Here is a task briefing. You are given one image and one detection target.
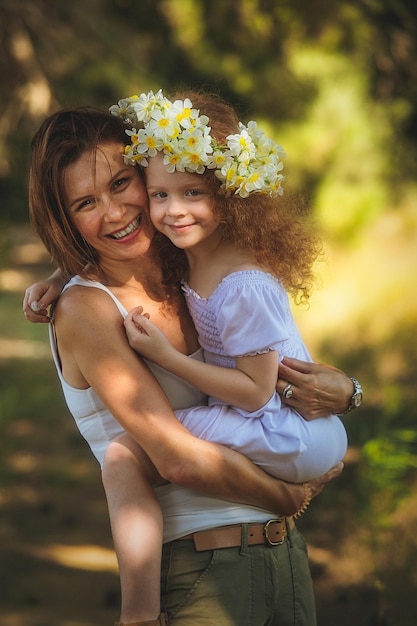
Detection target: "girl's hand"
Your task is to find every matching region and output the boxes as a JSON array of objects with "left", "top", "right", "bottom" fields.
[
  {"left": 124, "top": 306, "right": 176, "bottom": 364},
  {"left": 23, "top": 281, "right": 57, "bottom": 323},
  {"left": 23, "top": 270, "right": 66, "bottom": 323}
]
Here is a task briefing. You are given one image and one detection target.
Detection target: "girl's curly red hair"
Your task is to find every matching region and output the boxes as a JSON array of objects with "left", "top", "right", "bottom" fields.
[{"left": 170, "top": 90, "right": 322, "bottom": 304}]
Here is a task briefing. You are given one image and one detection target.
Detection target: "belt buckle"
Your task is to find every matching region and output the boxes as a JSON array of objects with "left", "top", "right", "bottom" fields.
[{"left": 264, "top": 518, "right": 285, "bottom": 546}]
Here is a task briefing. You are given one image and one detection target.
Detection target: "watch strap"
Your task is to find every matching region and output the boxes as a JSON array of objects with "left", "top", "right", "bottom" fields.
[{"left": 340, "top": 376, "right": 363, "bottom": 414}]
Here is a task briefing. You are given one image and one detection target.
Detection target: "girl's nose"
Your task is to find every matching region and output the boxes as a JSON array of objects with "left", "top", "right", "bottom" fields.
[{"left": 166, "top": 197, "right": 185, "bottom": 217}]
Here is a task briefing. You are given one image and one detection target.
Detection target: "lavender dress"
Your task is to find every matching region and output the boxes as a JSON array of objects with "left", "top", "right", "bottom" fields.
[{"left": 175, "top": 270, "right": 347, "bottom": 482}]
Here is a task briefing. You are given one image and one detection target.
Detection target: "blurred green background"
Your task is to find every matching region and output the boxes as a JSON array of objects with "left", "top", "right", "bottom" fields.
[{"left": 1, "top": 1, "right": 416, "bottom": 624}]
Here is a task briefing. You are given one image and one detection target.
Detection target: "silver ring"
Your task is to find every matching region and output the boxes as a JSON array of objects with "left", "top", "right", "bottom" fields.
[{"left": 282, "top": 383, "right": 293, "bottom": 399}]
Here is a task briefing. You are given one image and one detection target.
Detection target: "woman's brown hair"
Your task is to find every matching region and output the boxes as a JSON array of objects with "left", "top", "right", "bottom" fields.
[
  {"left": 29, "top": 108, "right": 135, "bottom": 278},
  {"left": 29, "top": 107, "right": 188, "bottom": 296}
]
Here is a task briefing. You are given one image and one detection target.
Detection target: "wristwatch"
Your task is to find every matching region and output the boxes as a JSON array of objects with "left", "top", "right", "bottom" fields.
[{"left": 341, "top": 376, "right": 363, "bottom": 414}]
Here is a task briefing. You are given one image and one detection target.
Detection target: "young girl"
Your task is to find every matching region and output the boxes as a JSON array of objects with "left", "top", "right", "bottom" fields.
[
  {"left": 114, "top": 89, "right": 347, "bottom": 481},
  {"left": 105, "top": 89, "right": 348, "bottom": 623}
]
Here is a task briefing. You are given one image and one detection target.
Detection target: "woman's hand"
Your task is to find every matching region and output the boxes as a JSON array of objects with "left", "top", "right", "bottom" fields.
[
  {"left": 23, "top": 270, "right": 66, "bottom": 323},
  {"left": 306, "top": 461, "right": 344, "bottom": 501},
  {"left": 276, "top": 357, "right": 354, "bottom": 420},
  {"left": 275, "top": 462, "right": 344, "bottom": 517}
]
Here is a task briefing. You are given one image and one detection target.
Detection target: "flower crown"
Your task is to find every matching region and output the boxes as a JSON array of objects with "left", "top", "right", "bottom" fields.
[{"left": 109, "top": 89, "right": 285, "bottom": 198}]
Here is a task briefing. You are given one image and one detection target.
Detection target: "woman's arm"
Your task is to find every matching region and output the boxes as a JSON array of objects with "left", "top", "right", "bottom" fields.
[
  {"left": 277, "top": 357, "right": 357, "bottom": 419},
  {"left": 56, "top": 287, "right": 341, "bottom": 516},
  {"left": 125, "top": 310, "right": 277, "bottom": 412},
  {"left": 23, "top": 268, "right": 66, "bottom": 323},
  {"left": 23, "top": 277, "right": 358, "bottom": 421}
]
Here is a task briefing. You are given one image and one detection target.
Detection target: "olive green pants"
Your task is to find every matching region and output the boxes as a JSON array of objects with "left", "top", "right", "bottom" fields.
[{"left": 161, "top": 524, "right": 316, "bottom": 626}]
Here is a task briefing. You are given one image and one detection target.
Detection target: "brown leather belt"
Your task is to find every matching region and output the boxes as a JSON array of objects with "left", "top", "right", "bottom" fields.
[{"left": 180, "top": 518, "right": 294, "bottom": 552}]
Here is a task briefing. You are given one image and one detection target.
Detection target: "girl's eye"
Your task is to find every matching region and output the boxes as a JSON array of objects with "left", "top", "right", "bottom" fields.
[
  {"left": 186, "top": 189, "right": 202, "bottom": 197},
  {"left": 151, "top": 191, "right": 167, "bottom": 199}
]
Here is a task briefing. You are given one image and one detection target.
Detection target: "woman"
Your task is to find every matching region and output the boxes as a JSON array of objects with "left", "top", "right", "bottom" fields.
[{"left": 24, "top": 106, "right": 355, "bottom": 626}]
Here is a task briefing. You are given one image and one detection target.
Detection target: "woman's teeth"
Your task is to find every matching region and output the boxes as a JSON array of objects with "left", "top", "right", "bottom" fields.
[{"left": 110, "top": 216, "right": 141, "bottom": 239}]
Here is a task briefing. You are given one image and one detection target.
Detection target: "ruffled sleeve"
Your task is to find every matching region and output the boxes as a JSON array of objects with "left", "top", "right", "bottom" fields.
[{"left": 213, "top": 272, "right": 291, "bottom": 358}]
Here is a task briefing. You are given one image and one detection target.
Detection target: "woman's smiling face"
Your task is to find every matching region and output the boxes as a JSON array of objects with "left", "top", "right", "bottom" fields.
[{"left": 64, "top": 142, "right": 155, "bottom": 263}]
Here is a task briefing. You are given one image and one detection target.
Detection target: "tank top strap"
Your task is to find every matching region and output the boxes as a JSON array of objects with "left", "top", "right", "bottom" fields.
[{"left": 63, "top": 275, "right": 128, "bottom": 318}]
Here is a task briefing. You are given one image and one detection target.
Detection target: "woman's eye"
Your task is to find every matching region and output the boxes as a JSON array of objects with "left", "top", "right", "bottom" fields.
[
  {"left": 75, "top": 198, "right": 94, "bottom": 212},
  {"left": 114, "top": 177, "right": 129, "bottom": 190}
]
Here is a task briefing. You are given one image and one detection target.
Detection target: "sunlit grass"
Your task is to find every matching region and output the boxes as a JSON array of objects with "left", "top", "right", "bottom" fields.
[{"left": 22, "top": 543, "right": 118, "bottom": 573}]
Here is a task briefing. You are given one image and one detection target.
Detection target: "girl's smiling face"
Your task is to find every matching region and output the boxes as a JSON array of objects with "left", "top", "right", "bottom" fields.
[{"left": 145, "top": 153, "right": 220, "bottom": 252}]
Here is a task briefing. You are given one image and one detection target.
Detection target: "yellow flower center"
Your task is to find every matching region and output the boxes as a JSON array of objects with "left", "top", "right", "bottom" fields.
[
  {"left": 188, "top": 153, "right": 201, "bottom": 164},
  {"left": 214, "top": 154, "right": 226, "bottom": 166},
  {"left": 176, "top": 107, "right": 192, "bottom": 122},
  {"left": 146, "top": 136, "right": 157, "bottom": 149}
]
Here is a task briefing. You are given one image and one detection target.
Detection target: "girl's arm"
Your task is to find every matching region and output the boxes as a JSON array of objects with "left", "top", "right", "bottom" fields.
[
  {"left": 57, "top": 286, "right": 323, "bottom": 517},
  {"left": 125, "top": 310, "right": 276, "bottom": 412},
  {"left": 23, "top": 277, "right": 357, "bottom": 419},
  {"left": 23, "top": 268, "right": 67, "bottom": 323}
]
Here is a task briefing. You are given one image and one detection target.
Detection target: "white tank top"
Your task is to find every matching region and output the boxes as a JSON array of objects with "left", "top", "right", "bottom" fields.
[{"left": 49, "top": 276, "right": 275, "bottom": 541}]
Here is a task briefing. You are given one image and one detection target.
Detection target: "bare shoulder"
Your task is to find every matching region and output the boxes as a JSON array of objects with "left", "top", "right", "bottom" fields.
[
  {"left": 229, "top": 262, "right": 260, "bottom": 272},
  {"left": 222, "top": 246, "right": 261, "bottom": 274},
  {"left": 53, "top": 285, "right": 124, "bottom": 348},
  {"left": 55, "top": 284, "right": 120, "bottom": 321},
  {"left": 221, "top": 261, "right": 262, "bottom": 279}
]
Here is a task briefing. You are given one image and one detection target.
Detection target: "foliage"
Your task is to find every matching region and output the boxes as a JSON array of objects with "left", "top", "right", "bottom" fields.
[
  {"left": 0, "top": 0, "right": 416, "bottom": 223},
  {"left": 364, "top": 429, "right": 417, "bottom": 476},
  {"left": 1, "top": 2, "right": 417, "bottom": 621}
]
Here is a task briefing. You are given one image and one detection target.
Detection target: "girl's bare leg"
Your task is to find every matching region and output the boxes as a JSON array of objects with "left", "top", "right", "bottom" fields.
[{"left": 102, "top": 434, "right": 163, "bottom": 623}]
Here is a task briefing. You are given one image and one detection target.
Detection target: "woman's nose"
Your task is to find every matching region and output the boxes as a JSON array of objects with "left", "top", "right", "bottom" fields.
[{"left": 99, "top": 197, "right": 125, "bottom": 220}]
